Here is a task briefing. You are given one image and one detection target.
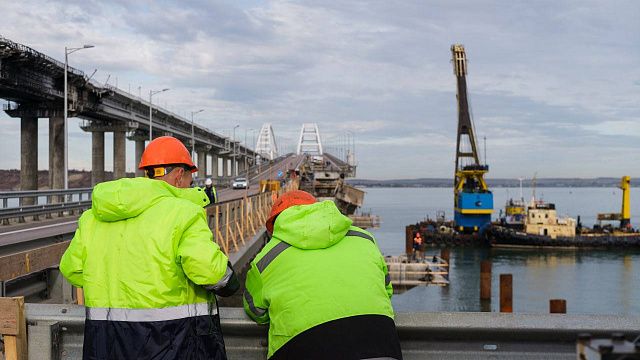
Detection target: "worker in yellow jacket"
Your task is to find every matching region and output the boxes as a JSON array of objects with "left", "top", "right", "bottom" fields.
[
  {"left": 60, "top": 136, "right": 238, "bottom": 360},
  {"left": 244, "top": 190, "right": 402, "bottom": 359}
]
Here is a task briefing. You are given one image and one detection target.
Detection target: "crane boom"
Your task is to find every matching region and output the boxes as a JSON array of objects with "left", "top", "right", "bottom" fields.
[
  {"left": 452, "top": 44, "right": 481, "bottom": 170},
  {"left": 450, "top": 44, "right": 493, "bottom": 233}
]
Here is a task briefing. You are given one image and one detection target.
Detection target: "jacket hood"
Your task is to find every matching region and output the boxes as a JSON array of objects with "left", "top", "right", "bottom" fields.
[
  {"left": 92, "top": 177, "right": 209, "bottom": 222},
  {"left": 272, "top": 200, "right": 352, "bottom": 250}
]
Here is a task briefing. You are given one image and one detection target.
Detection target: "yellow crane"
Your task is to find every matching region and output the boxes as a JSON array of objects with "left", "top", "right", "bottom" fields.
[{"left": 597, "top": 176, "right": 631, "bottom": 229}]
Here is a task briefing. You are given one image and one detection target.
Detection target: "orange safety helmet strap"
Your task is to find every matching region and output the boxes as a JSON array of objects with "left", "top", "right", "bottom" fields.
[
  {"left": 266, "top": 190, "right": 316, "bottom": 234},
  {"left": 138, "top": 136, "right": 197, "bottom": 173}
]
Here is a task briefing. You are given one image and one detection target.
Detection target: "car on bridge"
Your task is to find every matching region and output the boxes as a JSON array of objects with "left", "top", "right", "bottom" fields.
[{"left": 232, "top": 177, "right": 249, "bottom": 189}]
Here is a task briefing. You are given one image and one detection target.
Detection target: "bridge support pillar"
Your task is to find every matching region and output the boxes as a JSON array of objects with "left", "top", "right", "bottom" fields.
[
  {"left": 20, "top": 117, "right": 38, "bottom": 204},
  {"left": 113, "top": 131, "right": 126, "bottom": 179},
  {"left": 222, "top": 157, "right": 229, "bottom": 178},
  {"left": 197, "top": 150, "right": 207, "bottom": 178},
  {"left": 91, "top": 131, "right": 105, "bottom": 185},
  {"left": 231, "top": 158, "right": 237, "bottom": 177},
  {"left": 135, "top": 139, "right": 145, "bottom": 177},
  {"left": 48, "top": 116, "right": 64, "bottom": 190},
  {"left": 211, "top": 154, "right": 219, "bottom": 178},
  {"left": 240, "top": 157, "right": 247, "bottom": 174}
]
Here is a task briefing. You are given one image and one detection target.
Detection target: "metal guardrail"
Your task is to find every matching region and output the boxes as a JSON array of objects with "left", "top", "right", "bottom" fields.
[
  {"left": 2, "top": 303, "right": 638, "bottom": 360},
  {"left": 0, "top": 201, "right": 92, "bottom": 221},
  {"left": 0, "top": 188, "right": 93, "bottom": 225},
  {"left": 0, "top": 188, "right": 93, "bottom": 202}
]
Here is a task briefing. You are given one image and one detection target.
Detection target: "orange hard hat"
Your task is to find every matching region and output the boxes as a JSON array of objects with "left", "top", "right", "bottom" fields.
[
  {"left": 266, "top": 190, "right": 316, "bottom": 234},
  {"left": 138, "top": 136, "right": 197, "bottom": 173}
]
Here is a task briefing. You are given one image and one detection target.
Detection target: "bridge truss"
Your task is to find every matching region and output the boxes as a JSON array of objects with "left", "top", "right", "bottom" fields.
[
  {"left": 255, "top": 123, "right": 278, "bottom": 161},
  {"left": 296, "top": 123, "right": 323, "bottom": 156}
]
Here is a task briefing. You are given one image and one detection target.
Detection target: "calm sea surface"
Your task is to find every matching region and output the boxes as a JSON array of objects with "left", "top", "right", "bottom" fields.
[{"left": 361, "top": 187, "right": 640, "bottom": 315}]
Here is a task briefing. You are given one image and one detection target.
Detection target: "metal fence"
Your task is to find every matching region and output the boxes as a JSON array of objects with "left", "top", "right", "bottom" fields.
[{"left": 207, "top": 180, "right": 297, "bottom": 254}]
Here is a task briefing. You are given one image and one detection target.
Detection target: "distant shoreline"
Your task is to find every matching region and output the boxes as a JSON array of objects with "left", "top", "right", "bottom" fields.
[{"left": 348, "top": 177, "right": 635, "bottom": 188}]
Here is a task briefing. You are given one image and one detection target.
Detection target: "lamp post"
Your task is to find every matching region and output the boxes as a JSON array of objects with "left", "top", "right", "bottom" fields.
[
  {"left": 64, "top": 44, "right": 94, "bottom": 190},
  {"left": 232, "top": 124, "right": 240, "bottom": 177},
  {"left": 190, "top": 109, "right": 204, "bottom": 158},
  {"left": 148, "top": 88, "right": 170, "bottom": 142}
]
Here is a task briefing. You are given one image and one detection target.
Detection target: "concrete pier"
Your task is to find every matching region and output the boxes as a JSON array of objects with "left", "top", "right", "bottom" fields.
[
  {"left": 48, "top": 116, "right": 64, "bottom": 190},
  {"left": 211, "top": 154, "right": 219, "bottom": 178},
  {"left": 197, "top": 150, "right": 207, "bottom": 178},
  {"left": 113, "top": 131, "right": 126, "bottom": 179},
  {"left": 231, "top": 158, "right": 236, "bottom": 177},
  {"left": 91, "top": 131, "right": 105, "bottom": 185},
  {"left": 135, "top": 139, "right": 145, "bottom": 177},
  {"left": 20, "top": 117, "right": 38, "bottom": 204},
  {"left": 222, "top": 157, "right": 228, "bottom": 177}
]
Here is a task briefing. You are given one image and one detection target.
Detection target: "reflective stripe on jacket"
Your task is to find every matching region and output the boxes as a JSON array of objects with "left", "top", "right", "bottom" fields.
[
  {"left": 243, "top": 200, "right": 394, "bottom": 358},
  {"left": 60, "top": 177, "right": 233, "bottom": 359}
]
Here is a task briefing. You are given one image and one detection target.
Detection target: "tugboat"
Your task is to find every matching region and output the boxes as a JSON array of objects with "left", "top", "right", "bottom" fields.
[{"left": 488, "top": 176, "right": 640, "bottom": 248}]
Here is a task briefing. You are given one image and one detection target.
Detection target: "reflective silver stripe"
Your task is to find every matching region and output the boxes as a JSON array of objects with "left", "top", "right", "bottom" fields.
[
  {"left": 86, "top": 302, "right": 215, "bottom": 322},
  {"left": 346, "top": 229, "right": 374, "bottom": 242},
  {"left": 385, "top": 273, "right": 391, "bottom": 286},
  {"left": 256, "top": 241, "right": 291, "bottom": 273},
  {"left": 204, "top": 265, "right": 233, "bottom": 291},
  {"left": 244, "top": 290, "right": 267, "bottom": 317}
]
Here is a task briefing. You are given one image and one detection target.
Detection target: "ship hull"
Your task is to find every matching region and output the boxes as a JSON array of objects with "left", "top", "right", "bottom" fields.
[{"left": 487, "top": 225, "right": 640, "bottom": 248}]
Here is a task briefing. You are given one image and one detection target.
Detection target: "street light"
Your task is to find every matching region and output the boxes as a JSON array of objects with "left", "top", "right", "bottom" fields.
[
  {"left": 64, "top": 44, "right": 94, "bottom": 190},
  {"left": 190, "top": 109, "right": 204, "bottom": 158},
  {"left": 148, "top": 88, "right": 170, "bottom": 142}
]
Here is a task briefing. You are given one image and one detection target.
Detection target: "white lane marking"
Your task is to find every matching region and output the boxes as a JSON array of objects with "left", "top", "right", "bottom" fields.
[{"left": 0, "top": 221, "right": 78, "bottom": 236}]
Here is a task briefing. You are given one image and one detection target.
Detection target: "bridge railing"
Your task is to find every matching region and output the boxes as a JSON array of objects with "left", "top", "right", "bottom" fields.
[
  {"left": 2, "top": 301, "right": 639, "bottom": 360},
  {"left": 0, "top": 188, "right": 93, "bottom": 225}
]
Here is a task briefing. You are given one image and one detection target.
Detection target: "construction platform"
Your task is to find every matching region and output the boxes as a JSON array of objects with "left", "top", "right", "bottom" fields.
[{"left": 386, "top": 254, "right": 450, "bottom": 290}]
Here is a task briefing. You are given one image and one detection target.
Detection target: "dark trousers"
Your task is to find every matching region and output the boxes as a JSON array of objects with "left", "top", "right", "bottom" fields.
[
  {"left": 271, "top": 314, "right": 403, "bottom": 360},
  {"left": 83, "top": 314, "right": 227, "bottom": 360}
]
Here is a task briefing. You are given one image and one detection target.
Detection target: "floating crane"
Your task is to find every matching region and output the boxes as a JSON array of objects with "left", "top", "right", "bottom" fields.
[
  {"left": 451, "top": 44, "right": 493, "bottom": 232},
  {"left": 597, "top": 176, "right": 631, "bottom": 229}
]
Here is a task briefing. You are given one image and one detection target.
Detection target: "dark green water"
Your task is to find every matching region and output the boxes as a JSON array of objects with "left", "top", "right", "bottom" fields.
[{"left": 362, "top": 187, "right": 640, "bottom": 315}]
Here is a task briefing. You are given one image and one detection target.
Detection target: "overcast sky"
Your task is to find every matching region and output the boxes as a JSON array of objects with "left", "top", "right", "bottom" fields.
[{"left": 1, "top": 0, "right": 638, "bottom": 179}]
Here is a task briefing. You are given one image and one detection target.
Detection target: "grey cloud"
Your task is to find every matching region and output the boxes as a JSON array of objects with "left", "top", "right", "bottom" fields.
[{"left": 0, "top": 0, "right": 639, "bottom": 179}]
